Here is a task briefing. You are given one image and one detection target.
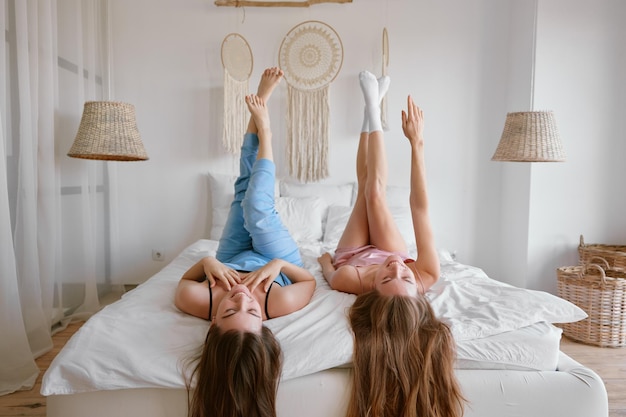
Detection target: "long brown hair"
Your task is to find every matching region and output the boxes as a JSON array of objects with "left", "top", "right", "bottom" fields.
[
  {"left": 348, "top": 292, "right": 465, "bottom": 417},
  {"left": 186, "top": 325, "right": 282, "bottom": 417}
]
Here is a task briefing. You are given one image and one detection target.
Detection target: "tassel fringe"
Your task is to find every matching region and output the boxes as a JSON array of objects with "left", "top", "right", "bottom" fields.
[
  {"left": 286, "top": 85, "right": 330, "bottom": 183},
  {"left": 222, "top": 71, "right": 249, "bottom": 153}
]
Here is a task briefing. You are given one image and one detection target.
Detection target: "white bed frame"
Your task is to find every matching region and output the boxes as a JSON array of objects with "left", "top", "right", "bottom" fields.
[{"left": 47, "top": 352, "right": 607, "bottom": 417}]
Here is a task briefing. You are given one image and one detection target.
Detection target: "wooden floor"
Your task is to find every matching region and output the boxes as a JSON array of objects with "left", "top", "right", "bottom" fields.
[
  {"left": 0, "top": 322, "right": 86, "bottom": 417},
  {"left": 1, "top": 323, "right": 625, "bottom": 416}
]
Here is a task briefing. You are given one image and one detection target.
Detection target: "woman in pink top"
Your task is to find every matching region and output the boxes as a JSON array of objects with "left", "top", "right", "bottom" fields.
[
  {"left": 318, "top": 71, "right": 440, "bottom": 298},
  {"left": 318, "top": 71, "right": 465, "bottom": 417}
]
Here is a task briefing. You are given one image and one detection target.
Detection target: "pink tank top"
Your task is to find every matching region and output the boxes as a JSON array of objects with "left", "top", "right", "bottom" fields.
[{"left": 333, "top": 245, "right": 413, "bottom": 268}]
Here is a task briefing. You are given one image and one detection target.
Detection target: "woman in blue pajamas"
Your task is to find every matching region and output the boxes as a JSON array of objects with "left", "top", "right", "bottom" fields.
[{"left": 176, "top": 68, "right": 315, "bottom": 417}]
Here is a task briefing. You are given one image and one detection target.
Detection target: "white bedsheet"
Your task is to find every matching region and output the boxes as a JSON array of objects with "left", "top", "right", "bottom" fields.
[{"left": 42, "top": 239, "right": 586, "bottom": 396}]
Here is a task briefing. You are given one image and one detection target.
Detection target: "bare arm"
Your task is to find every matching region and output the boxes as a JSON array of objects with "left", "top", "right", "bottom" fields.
[
  {"left": 401, "top": 96, "right": 440, "bottom": 291},
  {"left": 174, "top": 258, "right": 212, "bottom": 319},
  {"left": 318, "top": 253, "right": 367, "bottom": 295},
  {"left": 318, "top": 253, "right": 336, "bottom": 284},
  {"left": 273, "top": 259, "right": 316, "bottom": 314}
]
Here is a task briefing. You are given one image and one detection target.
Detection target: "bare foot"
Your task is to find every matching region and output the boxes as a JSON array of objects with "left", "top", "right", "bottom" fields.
[
  {"left": 245, "top": 94, "right": 270, "bottom": 131},
  {"left": 257, "top": 67, "right": 283, "bottom": 102}
]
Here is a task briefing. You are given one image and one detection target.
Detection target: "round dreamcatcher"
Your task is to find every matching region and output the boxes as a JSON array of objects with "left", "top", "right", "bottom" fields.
[
  {"left": 221, "top": 33, "right": 253, "bottom": 153},
  {"left": 279, "top": 21, "right": 343, "bottom": 182},
  {"left": 221, "top": 33, "right": 253, "bottom": 81},
  {"left": 279, "top": 20, "right": 343, "bottom": 91}
]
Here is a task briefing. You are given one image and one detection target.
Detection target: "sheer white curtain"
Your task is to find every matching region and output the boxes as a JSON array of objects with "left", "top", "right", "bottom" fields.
[{"left": 1, "top": 0, "right": 108, "bottom": 396}]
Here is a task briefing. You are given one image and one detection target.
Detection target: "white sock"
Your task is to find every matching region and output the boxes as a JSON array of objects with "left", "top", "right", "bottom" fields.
[
  {"left": 368, "top": 105, "right": 382, "bottom": 132},
  {"left": 360, "top": 71, "right": 391, "bottom": 133},
  {"left": 361, "top": 108, "right": 369, "bottom": 133},
  {"left": 378, "top": 75, "right": 390, "bottom": 105},
  {"left": 359, "top": 71, "right": 379, "bottom": 108},
  {"left": 375, "top": 75, "right": 390, "bottom": 132},
  {"left": 359, "top": 71, "right": 381, "bottom": 133}
]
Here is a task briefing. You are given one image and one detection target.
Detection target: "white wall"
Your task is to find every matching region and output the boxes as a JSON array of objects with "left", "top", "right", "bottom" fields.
[
  {"left": 527, "top": 0, "right": 626, "bottom": 292},
  {"left": 106, "top": 0, "right": 626, "bottom": 293},
  {"left": 491, "top": 1, "right": 535, "bottom": 289}
]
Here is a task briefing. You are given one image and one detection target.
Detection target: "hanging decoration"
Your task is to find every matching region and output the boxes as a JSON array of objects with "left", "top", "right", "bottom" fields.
[
  {"left": 279, "top": 20, "right": 343, "bottom": 182},
  {"left": 381, "top": 27, "right": 389, "bottom": 131},
  {"left": 215, "top": 0, "right": 352, "bottom": 6},
  {"left": 221, "top": 33, "right": 253, "bottom": 153}
]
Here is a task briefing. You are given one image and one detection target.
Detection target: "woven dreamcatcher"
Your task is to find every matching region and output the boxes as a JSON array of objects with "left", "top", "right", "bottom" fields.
[
  {"left": 381, "top": 28, "right": 390, "bottom": 131},
  {"left": 279, "top": 20, "right": 343, "bottom": 182},
  {"left": 221, "top": 33, "right": 253, "bottom": 153}
]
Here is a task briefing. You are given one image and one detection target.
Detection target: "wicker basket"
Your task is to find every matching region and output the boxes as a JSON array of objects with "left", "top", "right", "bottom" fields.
[
  {"left": 557, "top": 259, "right": 626, "bottom": 347},
  {"left": 579, "top": 234, "right": 626, "bottom": 270}
]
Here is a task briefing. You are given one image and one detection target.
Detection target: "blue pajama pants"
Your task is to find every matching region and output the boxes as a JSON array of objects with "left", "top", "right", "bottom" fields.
[{"left": 215, "top": 133, "right": 302, "bottom": 283}]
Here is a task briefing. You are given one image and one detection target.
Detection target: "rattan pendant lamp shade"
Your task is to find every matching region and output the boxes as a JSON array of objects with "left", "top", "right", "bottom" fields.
[
  {"left": 491, "top": 110, "right": 565, "bottom": 162},
  {"left": 68, "top": 101, "right": 148, "bottom": 161},
  {"left": 491, "top": 0, "right": 566, "bottom": 163}
]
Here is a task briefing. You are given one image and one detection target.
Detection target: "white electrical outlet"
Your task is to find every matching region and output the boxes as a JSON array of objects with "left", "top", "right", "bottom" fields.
[{"left": 152, "top": 249, "right": 165, "bottom": 261}]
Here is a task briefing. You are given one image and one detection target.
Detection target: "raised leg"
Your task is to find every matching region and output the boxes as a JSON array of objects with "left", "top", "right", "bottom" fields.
[
  {"left": 338, "top": 71, "right": 406, "bottom": 253},
  {"left": 338, "top": 72, "right": 391, "bottom": 250},
  {"left": 217, "top": 68, "right": 283, "bottom": 262},
  {"left": 242, "top": 89, "right": 301, "bottom": 266}
]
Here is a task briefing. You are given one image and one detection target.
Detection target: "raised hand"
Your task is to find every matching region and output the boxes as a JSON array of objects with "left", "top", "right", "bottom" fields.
[{"left": 401, "top": 95, "right": 425, "bottom": 148}]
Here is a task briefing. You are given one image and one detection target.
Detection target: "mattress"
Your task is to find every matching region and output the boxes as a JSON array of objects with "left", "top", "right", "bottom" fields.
[
  {"left": 41, "top": 239, "right": 608, "bottom": 416},
  {"left": 46, "top": 353, "right": 608, "bottom": 417}
]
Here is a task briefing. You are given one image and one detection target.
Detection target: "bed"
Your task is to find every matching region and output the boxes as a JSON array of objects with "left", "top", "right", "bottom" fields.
[{"left": 42, "top": 176, "right": 609, "bottom": 417}]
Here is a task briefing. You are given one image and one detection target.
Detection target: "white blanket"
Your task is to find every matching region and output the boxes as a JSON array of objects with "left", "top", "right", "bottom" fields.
[{"left": 42, "top": 239, "right": 585, "bottom": 395}]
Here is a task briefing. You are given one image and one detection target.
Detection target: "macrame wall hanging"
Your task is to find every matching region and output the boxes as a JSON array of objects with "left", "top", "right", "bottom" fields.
[
  {"left": 221, "top": 33, "right": 253, "bottom": 153},
  {"left": 381, "top": 27, "right": 390, "bottom": 131},
  {"left": 279, "top": 20, "right": 343, "bottom": 182}
]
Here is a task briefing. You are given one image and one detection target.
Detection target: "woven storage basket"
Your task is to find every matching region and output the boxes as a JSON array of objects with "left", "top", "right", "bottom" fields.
[
  {"left": 557, "top": 258, "right": 626, "bottom": 347},
  {"left": 579, "top": 234, "right": 626, "bottom": 270}
]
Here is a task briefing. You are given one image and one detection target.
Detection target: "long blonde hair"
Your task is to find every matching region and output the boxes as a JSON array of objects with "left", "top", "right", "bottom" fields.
[
  {"left": 186, "top": 325, "right": 282, "bottom": 417},
  {"left": 348, "top": 292, "right": 465, "bottom": 417}
]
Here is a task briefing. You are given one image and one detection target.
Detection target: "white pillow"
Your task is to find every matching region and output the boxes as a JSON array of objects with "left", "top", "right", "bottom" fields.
[
  {"left": 390, "top": 205, "right": 415, "bottom": 246},
  {"left": 323, "top": 204, "right": 416, "bottom": 246},
  {"left": 208, "top": 173, "right": 238, "bottom": 240},
  {"left": 276, "top": 196, "right": 327, "bottom": 243},
  {"left": 279, "top": 180, "right": 355, "bottom": 207},
  {"left": 322, "top": 205, "right": 351, "bottom": 244},
  {"left": 386, "top": 185, "right": 410, "bottom": 206},
  {"left": 437, "top": 248, "right": 456, "bottom": 264},
  {"left": 428, "top": 263, "right": 588, "bottom": 341}
]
